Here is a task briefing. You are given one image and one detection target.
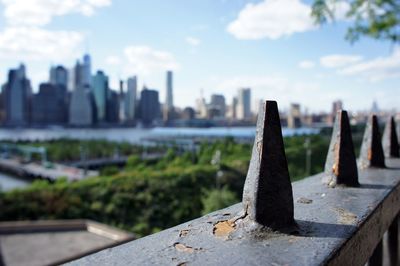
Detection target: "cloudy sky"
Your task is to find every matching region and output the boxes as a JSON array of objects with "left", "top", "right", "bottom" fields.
[{"left": 0, "top": 0, "right": 398, "bottom": 112}]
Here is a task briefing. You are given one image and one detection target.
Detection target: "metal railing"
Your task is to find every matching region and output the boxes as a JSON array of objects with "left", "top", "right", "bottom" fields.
[{"left": 69, "top": 100, "right": 400, "bottom": 266}]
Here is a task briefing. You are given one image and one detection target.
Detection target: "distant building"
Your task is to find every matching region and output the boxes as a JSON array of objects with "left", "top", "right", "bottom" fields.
[
  {"left": 237, "top": 88, "right": 251, "bottom": 120},
  {"left": 210, "top": 94, "right": 226, "bottom": 118},
  {"left": 288, "top": 103, "right": 302, "bottom": 128},
  {"left": 32, "top": 83, "right": 67, "bottom": 125},
  {"left": 140, "top": 87, "right": 160, "bottom": 126},
  {"left": 371, "top": 100, "right": 379, "bottom": 114},
  {"left": 69, "top": 86, "right": 96, "bottom": 126},
  {"left": 163, "top": 71, "right": 174, "bottom": 122},
  {"left": 67, "top": 66, "right": 75, "bottom": 92},
  {"left": 330, "top": 100, "right": 343, "bottom": 124},
  {"left": 0, "top": 91, "right": 4, "bottom": 123},
  {"left": 2, "top": 64, "right": 32, "bottom": 126},
  {"left": 119, "top": 80, "right": 126, "bottom": 123},
  {"left": 125, "top": 76, "right": 137, "bottom": 123},
  {"left": 230, "top": 97, "right": 238, "bottom": 120},
  {"left": 73, "top": 60, "right": 84, "bottom": 90},
  {"left": 332, "top": 100, "right": 343, "bottom": 114},
  {"left": 69, "top": 59, "right": 96, "bottom": 126},
  {"left": 82, "top": 54, "right": 92, "bottom": 88},
  {"left": 50, "top": 65, "right": 68, "bottom": 89},
  {"left": 106, "top": 90, "right": 120, "bottom": 124},
  {"left": 195, "top": 97, "right": 208, "bottom": 118},
  {"left": 92, "top": 70, "right": 109, "bottom": 122},
  {"left": 182, "top": 107, "right": 195, "bottom": 120}
]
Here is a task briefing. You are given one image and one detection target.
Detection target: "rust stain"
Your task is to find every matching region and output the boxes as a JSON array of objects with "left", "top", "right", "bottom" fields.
[
  {"left": 213, "top": 220, "right": 236, "bottom": 237},
  {"left": 174, "top": 243, "right": 199, "bottom": 253},
  {"left": 368, "top": 148, "right": 372, "bottom": 161},
  {"left": 179, "top": 229, "right": 190, "bottom": 237},
  {"left": 332, "top": 163, "right": 337, "bottom": 175},
  {"left": 297, "top": 197, "right": 313, "bottom": 204},
  {"left": 333, "top": 207, "right": 357, "bottom": 225},
  {"left": 333, "top": 142, "right": 339, "bottom": 176}
]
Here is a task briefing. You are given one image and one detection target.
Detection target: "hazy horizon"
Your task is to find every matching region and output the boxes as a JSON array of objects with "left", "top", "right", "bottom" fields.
[{"left": 0, "top": 0, "right": 398, "bottom": 113}]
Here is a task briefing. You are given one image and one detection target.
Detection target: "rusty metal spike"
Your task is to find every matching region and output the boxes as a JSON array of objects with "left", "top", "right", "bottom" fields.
[
  {"left": 324, "top": 110, "right": 359, "bottom": 187},
  {"left": 382, "top": 116, "right": 400, "bottom": 158},
  {"left": 242, "top": 100, "right": 295, "bottom": 230},
  {"left": 359, "top": 115, "right": 386, "bottom": 169}
]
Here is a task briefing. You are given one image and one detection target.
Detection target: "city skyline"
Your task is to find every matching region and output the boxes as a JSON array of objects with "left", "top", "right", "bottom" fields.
[{"left": 0, "top": 0, "right": 398, "bottom": 112}]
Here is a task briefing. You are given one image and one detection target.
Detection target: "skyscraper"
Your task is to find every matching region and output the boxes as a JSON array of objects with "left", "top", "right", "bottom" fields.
[
  {"left": 210, "top": 94, "right": 226, "bottom": 118},
  {"left": 125, "top": 76, "right": 137, "bottom": 123},
  {"left": 92, "top": 70, "right": 109, "bottom": 122},
  {"left": 288, "top": 103, "right": 302, "bottom": 128},
  {"left": 69, "top": 61, "right": 96, "bottom": 126},
  {"left": 2, "top": 64, "right": 32, "bottom": 126},
  {"left": 74, "top": 60, "right": 84, "bottom": 90},
  {"left": 82, "top": 54, "right": 92, "bottom": 88},
  {"left": 32, "top": 83, "right": 67, "bottom": 125},
  {"left": 0, "top": 90, "right": 4, "bottom": 123},
  {"left": 140, "top": 87, "right": 160, "bottom": 126},
  {"left": 106, "top": 90, "right": 120, "bottom": 124},
  {"left": 69, "top": 86, "right": 96, "bottom": 126},
  {"left": 163, "top": 71, "right": 174, "bottom": 122},
  {"left": 50, "top": 65, "right": 68, "bottom": 89},
  {"left": 230, "top": 97, "right": 238, "bottom": 120},
  {"left": 119, "top": 80, "right": 126, "bottom": 123},
  {"left": 237, "top": 88, "right": 251, "bottom": 120}
]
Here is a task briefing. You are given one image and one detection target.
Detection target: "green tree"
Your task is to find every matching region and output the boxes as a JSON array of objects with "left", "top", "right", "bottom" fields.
[
  {"left": 312, "top": 0, "right": 400, "bottom": 43},
  {"left": 201, "top": 186, "right": 239, "bottom": 215}
]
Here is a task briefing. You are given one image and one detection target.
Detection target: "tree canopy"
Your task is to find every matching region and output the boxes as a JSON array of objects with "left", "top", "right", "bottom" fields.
[{"left": 312, "top": 0, "right": 400, "bottom": 43}]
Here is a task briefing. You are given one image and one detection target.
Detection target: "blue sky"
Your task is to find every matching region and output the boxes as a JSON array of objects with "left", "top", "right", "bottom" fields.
[{"left": 0, "top": 0, "right": 398, "bottom": 112}]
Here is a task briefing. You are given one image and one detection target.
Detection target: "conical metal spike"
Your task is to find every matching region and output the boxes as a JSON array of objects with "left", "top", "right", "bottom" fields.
[
  {"left": 359, "top": 115, "right": 386, "bottom": 169},
  {"left": 382, "top": 116, "right": 400, "bottom": 158},
  {"left": 324, "top": 110, "right": 359, "bottom": 187},
  {"left": 242, "top": 101, "right": 295, "bottom": 230}
]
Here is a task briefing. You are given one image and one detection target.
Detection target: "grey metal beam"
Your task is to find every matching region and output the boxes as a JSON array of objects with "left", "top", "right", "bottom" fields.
[{"left": 68, "top": 101, "right": 400, "bottom": 266}]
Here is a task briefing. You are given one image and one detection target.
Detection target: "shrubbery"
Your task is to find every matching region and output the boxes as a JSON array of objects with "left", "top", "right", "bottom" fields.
[{"left": 1, "top": 132, "right": 365, "bottom": 237}]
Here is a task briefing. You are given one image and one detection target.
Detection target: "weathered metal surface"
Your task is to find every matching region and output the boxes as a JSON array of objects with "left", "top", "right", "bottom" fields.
[
  {"left": 69, "top": 159, "right": 400, "bottom": 266},
  {"left": 241, "top": 101, "right": 295, "bottom": 231},
  {"left": 323, "top": 110, "right": 359, "bottom": 187},
  {"left": 382, "top": 117, "right": 400, "bottom": 158},
  {"left": 359, "top": 115, "right": 386, "bottom": 169}
]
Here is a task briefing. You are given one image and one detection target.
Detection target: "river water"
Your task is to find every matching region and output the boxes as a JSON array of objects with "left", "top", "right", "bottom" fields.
[
  {"left": 0, "top": 172, "right": 30, "bottom": 191},
  {"left": 0, "top": 127, "right": 319, "bottom": 142},
  {"left": 0, "top": 126, "right": 319, "bottom": 191}
]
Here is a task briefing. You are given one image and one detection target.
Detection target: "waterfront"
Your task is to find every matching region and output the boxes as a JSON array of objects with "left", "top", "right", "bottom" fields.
[
  {"left": 0, "top": 126, "right": 320, "bottom": 191},
  {"left": 0, "top": 172, "right": 30, "bottom": 191},
  {"left": 0, "top": 127, "right": 319, "bottom": 143}
]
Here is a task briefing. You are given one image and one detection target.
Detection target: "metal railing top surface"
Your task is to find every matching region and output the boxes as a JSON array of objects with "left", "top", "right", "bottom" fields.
[{"left": 68, "top": 101, "right": 400, "bottom": 266}]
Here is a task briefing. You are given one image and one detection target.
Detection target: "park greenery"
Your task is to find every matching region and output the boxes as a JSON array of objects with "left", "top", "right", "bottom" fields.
[
  {"left": 312, "top": 0, "right": 400, "bottom": 43},
  {"left": 0, "top": 127, "right": 365, "bottom": 237}
]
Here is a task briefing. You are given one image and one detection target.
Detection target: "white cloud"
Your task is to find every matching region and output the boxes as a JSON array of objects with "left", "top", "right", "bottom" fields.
[
  {"left": 185, "top": 36, "right": 201, "bottom": 46},
  {"left": 122, "top": 45, "right": 179, "bottom": 76},
  {"left": 298, "top": 60, "right": 315, "bottom": 69},
  {"left": 0, "top": 27, "right": 83, "bottom": 61},
  {"left": 320, "top": 54, "right": 363, "bottom": 68},
  {"left": 339, "top": 48, "right": 400, "bottom": 82},
  {"left": 1, "top": 0, "right": 111, "bottom": 26},
  {"left": 105, "top": 55, "right": 121, "bottom": 65},
  {"left": 227, "top": 0, "right": 315, "bottom": 40}
]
